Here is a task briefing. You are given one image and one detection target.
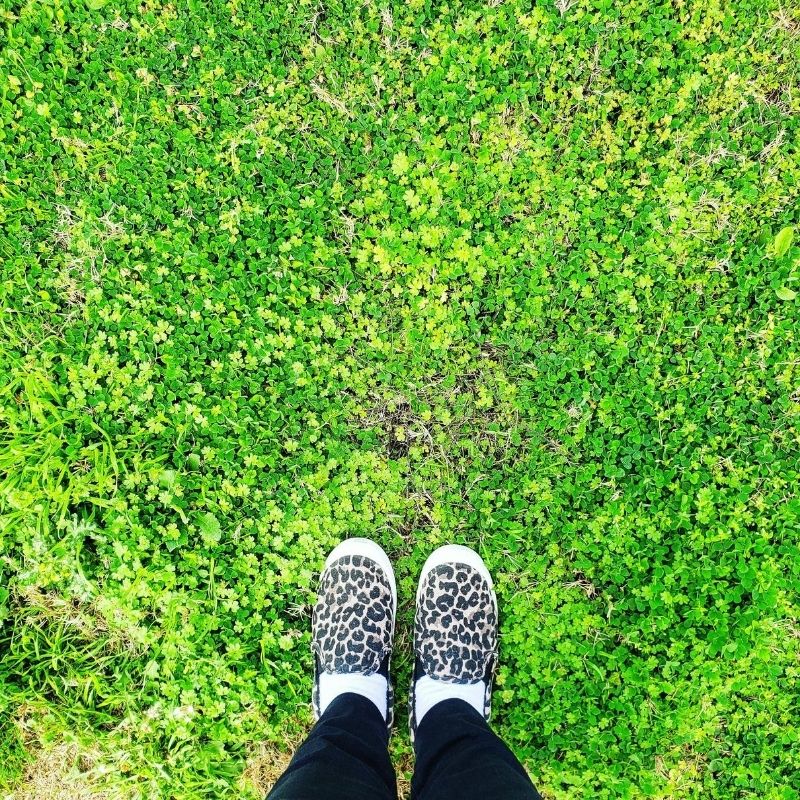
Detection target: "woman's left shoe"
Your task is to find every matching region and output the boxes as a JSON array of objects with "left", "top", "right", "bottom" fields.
[{"left": 312, "top": 537, "right": 397, "bottom": 729}]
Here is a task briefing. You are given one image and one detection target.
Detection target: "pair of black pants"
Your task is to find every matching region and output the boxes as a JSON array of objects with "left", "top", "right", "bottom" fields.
[{"left": 266, "top": 693, "right": 541, "bottom": 800}]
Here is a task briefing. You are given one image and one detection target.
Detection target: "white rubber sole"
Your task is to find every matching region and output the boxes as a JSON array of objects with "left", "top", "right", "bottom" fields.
[
  {"left": 324, "top": 537, "right": 397, "bottom": 621},
  {"left": 416, "top": 544, "right": 495, "bottom": 605}
]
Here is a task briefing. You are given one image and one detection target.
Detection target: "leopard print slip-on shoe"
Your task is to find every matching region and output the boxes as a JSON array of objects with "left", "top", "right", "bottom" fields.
[
  {"left": 312, "top": 538, "right": 397, "bottom": 729},
  {"left": 409, "top": 544, "right": 498, "bottom": 742}
]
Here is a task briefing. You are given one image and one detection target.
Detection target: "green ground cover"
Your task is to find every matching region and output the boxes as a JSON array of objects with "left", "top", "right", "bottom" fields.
[{"left": 1, "top": 0, "right": 799, "bottom": 797}]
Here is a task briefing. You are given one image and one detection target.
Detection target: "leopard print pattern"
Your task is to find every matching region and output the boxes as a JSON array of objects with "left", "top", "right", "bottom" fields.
[
  {"left": 415, "top": 562, "right": 498, "bottom": 687},
  {"left": 312, "top": 554, "right": 394, "bottom": 675}
]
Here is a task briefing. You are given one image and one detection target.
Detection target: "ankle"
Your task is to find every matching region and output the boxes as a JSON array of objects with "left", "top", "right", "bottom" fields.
[
  {"left": 317, "top": 672, "right": 389, "bottom": 721},
  {"left": 413, "top": 675, "right": 487, "bottom": 726}
]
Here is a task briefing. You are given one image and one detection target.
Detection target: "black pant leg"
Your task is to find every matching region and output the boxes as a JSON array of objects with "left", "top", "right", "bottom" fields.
[
  {"left": 267, "top": 693, "right": 397, "bottom": 800},
  {"left": 411, "top": 699, "right": 541, "bottom": 800}
]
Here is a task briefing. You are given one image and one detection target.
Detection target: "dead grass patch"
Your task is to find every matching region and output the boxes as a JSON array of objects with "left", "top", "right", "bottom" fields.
[
  {"left": 238, "top": 733, "right": 304, "bottom": 797},
  {"left": 310, "top": 79, "right": 352, "bottom": 118},
  {"left": 7, "top": 741, "right": 129, "bottom": 800},
  {"left": 50, "top": 204, "right": 124, "bottom": 313},
  {"left": 13, "top": 586, "right": 149, "bottom": 656}
]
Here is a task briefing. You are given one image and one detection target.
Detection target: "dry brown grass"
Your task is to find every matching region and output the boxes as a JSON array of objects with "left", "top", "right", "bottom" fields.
[
  {"left": 772, "top": 5, "right": 800, "bottom": 36},
  {"left": 49, "top": 204, "right": 124, "bottom": 318},
  {"left": 395, "top": 749, "right": 414, "bottom": 800},
  {"left": 13, "top": 586, "right": 148, "bottom": 656},
  {"left": 238, "top": 734, "right": 303, "bottom": 797},
  {"left": 310, "top": 79, "right": 352, "bottom": 118},
  {"left": 7, "top": 742, "right": 128, "bottom": 800}
]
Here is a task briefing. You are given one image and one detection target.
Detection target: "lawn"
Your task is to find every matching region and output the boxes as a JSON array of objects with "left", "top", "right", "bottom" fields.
[{"left": 1, "top": 0, "right": 799, "bottom": 798}]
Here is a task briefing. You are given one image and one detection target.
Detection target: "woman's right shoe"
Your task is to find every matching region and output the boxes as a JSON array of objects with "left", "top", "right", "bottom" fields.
[{"left": 409, "top": 544, "right": 498, "bottom": 742}]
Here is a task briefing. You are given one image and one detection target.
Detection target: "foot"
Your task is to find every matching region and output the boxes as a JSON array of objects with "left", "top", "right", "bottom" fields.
[
  {"left": 312, "top": 538, "right": 397, "bottom": 729},
  {"left": 409, "top": 545, "right": 498, "bottom": 741}
]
